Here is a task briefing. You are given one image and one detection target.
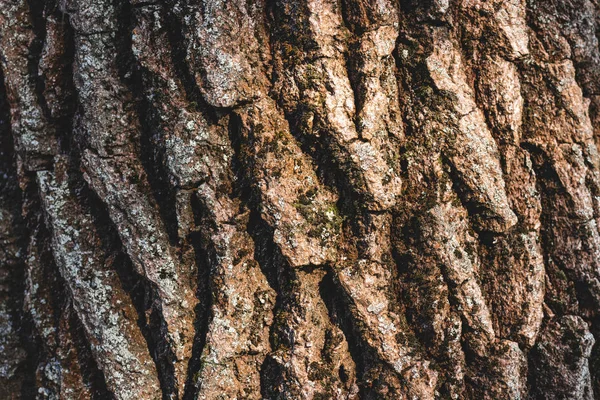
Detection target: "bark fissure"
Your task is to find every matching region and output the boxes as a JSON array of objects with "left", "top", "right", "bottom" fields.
[{"left": 3, "top": 1, "right": 600, "bottom": 399}]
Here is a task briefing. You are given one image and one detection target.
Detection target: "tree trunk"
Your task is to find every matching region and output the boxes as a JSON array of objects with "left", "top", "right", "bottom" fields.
[{"left": 1, "top": 0, "right": 600, "bottom": 398}]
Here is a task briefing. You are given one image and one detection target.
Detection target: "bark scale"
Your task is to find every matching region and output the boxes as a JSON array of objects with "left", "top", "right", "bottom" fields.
[{"left": 1, "top": 0, "right": 600, "bottom": 399}]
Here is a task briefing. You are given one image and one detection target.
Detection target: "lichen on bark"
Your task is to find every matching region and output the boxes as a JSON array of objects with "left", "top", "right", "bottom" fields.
[{"left": 1, "top": 0, "right": 600, "bottom": 399}]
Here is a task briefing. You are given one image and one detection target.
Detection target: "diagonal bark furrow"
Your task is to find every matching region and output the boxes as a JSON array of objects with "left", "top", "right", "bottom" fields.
[
  {"left": 233, "top": 98, "right": 437, "bottom": 396},
  {"left": 332, "top": 213, "right": 438, "bottom": 399},
  {"left": 133, "top": 6, "right": 277, "bottom": 396},
  {"left": 235, "top": 98, "right": 340, "bottom": 268},
  {"left": 191, "top": 186, "right": 276, "bottom": 400},
  {"left": 261, "top": 266, "right": 358, "bottom": 399},
  {"left": 9, "top": 2, "right": 169, "bottom": 396},
  {"left": 64, "top": 0, "right": 198, "bottom": 395},
  {"left": 424, "top": 29, "right": 517, "bottom": 234},
  {"left": 152, "top": 0, "right": 219, "bottom": 126},
  {"left": 130, "top": 6, "right": 277, "bottom": 397},
  {"left": 24, "top": 219, "right": 96, "bottom": 399},
  {"left": 395, "top": 1, "right": 517, "bottom": 234},
  {"left": 130, "top": 3, "right": 222, "bottom": 195},
  {"left": 175, "top": 0, "right": 438, "bottom": 394},
  {"left": 415, "top": 201, "right": 529, "bottom": 399},
  {"left": 61, "top": 303, "right": 114, "bottom": 400},
  {"left": 77, "top": 136, "right": 195, "bottom": 398},
  {"left": 22, "top": 17, "right": 77, "bottom": 385},
  {"left": 181, "top": 227, "right": 212, "bottom": 400},
  {"left": 320, "top": 268, "right": 406, "bottom": 400},
  {"left": 396, "top": 5, "right": 517, "bottom": 232},
  {"left": 0, "top": 0, "right": 58, "bottom": 172},
  {"left": 393, "top": 4, "right": 531, "bottom": 398},
  {"left": 126, "top": 2, "right": 180, "bottom": 247},
  {"left": 169, "top": 101, "right": 276, "bottom": 399},
  {"left": 393, "top": 214, "right": 466, "bottom": 399},
  {"left": 340, "top": 0, "right": 405, "bottom": 182},
  {"left": 2, "top": 11, "right": 80, "bottom": 393},
  {"left": 457, "top": 0, "right": 545, "bottom": 351},
  {"left": 341, "top": 0, "right": 404, "bottom": 192},
  {"left": 1, "top": 48, "right": 64, "bottom": 397},
  {"left": 24, "top": 0, "right": 56, "bottom": 126},
  {"left": 82, "top": 173, "right": 180, "bottom": 399},
  {"left": 268, "top": 0, "right": 402, "bottom": 211},
  {"left": 233, "top": 101, "right": 358, "bottom": 398},
  {"left": 330, "top": 265, "right": 438, "bottom": 399},
  {"left": 130, "top": 6, "right": 209, "bottom": 398},
  {"left": 125, "top": 17, "right": 213, "bottom": 392},
  {"left": 37, "top": 157, "right": 162, "bottom": 399},
  {"left": 241, "top": 198, "right": 358, "bottom": 399}
]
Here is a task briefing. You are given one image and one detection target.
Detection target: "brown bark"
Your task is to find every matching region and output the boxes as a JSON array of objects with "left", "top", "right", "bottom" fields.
[{"left": 1, "top": 0, "right": 600, "bottom": 399}]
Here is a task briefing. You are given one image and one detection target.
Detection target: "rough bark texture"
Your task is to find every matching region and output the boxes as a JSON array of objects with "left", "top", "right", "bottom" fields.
[{"left": 1, "top": 0, "right": 600, "bottom": 399}]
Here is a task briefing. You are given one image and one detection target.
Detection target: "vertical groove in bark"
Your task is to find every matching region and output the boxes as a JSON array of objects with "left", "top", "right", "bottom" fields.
[
  {"left": 2, "top": 0, "right": 600, "bottom": 399},
  {"left": 0, "top": 0, "right": 58, "bottom": 172},
  {"left": 0, "top": 65, "right": 31, "bottom": 400},
  {"left": 64, "top": 0, "right": 199, "bottom": 396}
]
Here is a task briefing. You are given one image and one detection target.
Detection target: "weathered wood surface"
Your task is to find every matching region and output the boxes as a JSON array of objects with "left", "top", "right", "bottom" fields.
[{"left": 1, "top": 0, "right": 600, "bottom": 398}]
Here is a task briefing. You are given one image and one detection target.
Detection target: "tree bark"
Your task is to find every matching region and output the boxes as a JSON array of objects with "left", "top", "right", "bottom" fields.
[{"left": 1, "top": 0, "right": 600, "bottom": 399}]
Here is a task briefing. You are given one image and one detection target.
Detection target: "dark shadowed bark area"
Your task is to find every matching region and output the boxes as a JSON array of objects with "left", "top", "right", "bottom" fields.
[{"left": 1, "top": 0, "right": 600, "bottom": 399}]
